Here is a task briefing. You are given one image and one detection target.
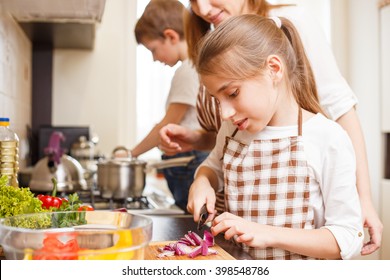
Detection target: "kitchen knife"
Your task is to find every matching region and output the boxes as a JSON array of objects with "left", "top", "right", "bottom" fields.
[{"left": 197, "top": 204, "right": 209, "bottom": 231}]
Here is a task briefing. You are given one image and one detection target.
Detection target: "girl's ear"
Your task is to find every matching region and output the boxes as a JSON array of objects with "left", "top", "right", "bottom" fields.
[
  {"left": 266, "top": 55, "right": 283, "bottom": 83},
  {"left": 163, "top": 29, "right": 180, "bottom": 44}
]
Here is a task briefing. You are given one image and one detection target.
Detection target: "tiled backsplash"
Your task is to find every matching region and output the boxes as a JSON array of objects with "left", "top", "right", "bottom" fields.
[{"left": 0, "top": 7, "right": 32, "bottom": 168}]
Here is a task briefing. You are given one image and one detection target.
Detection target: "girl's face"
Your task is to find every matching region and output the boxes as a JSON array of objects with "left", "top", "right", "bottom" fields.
[
  {"left": 141, "top": 37, "right": 179, "bottom": 67},
  {"left": 201, "top": 72, "right": 279, "bottom": 134},
  {"left": 190, "top": 0, "right": 249, "bottom": 27}
]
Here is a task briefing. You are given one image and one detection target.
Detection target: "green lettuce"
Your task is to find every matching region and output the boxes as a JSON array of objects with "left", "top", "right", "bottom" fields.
[{"left": 0, "top": 175, "right": 47, "bottom": 218}]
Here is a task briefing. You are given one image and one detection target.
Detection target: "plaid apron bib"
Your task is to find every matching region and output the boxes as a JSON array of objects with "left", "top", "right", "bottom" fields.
[{"left": 222, "top": 109, "right": 316, "bottom": 260}]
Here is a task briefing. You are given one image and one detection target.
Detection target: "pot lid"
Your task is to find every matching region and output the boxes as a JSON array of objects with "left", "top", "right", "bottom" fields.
[{"left": 97, "top": 157, "right": 146, "bottom": 166}]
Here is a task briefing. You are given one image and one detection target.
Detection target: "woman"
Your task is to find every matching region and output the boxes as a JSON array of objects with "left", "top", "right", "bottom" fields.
[{"left": 158, "top": 0, "right": 382, "bottom": 255}]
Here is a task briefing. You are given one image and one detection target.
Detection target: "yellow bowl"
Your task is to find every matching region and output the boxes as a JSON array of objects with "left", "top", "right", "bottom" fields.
[{"left": 0, "top": 211, "right": 152, "bottom": 260}]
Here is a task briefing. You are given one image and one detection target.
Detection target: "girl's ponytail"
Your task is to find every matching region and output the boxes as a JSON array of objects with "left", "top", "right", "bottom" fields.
[{"left": 279, "top": 18, "right": 325, "bottom": 116}]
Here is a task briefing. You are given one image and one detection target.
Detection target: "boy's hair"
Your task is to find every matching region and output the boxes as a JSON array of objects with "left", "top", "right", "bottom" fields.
[
  {"left": 196, "top": 14, "right": 325, "bottom": 116},
  {"left": 134, "top": 0, "right": 185, "bottom": 44}
]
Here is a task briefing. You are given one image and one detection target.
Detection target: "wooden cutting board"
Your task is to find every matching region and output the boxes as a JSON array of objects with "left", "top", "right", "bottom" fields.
[{"left": 145, "top": 241, "right": 235, "bottom": 260}]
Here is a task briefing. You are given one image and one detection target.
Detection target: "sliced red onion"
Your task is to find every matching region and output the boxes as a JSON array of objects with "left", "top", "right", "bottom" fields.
[
  {"left": 178, "top": 238, "right": 192, "bottom": 246},
  {"left": 157, "top": 250, "right": 175, "bottom": 258},
  {"left": 176, "top": 243, "right": 193, "bottom": 255},
  {"left": 156, "top": 230, "right": 218, "bottom": 258},
  {"left": 184, "top": 233, "right": 197, "bottom": 246},
  {"left": 201, "top": 241, "right": 208, "bottom": 256},
  {"left": 187, "top": 231, "right": 203, "bottom": 246},
  {"left": 188, "top": 246, "right": 202, "bottom": 258},
  {"left": 207, "top": 248, "right": 218, "bottom": 255},
  {"left": 203, "top": 230, "right": 215, "bottom": 247}
]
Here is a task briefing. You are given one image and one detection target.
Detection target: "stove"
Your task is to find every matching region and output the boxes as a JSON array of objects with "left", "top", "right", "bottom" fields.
[{"left": 78, "top": 189, "right": 185, "bottom": 215}]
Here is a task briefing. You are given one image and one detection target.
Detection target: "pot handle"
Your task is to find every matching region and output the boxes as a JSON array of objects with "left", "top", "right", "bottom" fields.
[
  {"left": 145, "top": 155, "right": 195, "bottom": 172},
  {"left": 112, "top": 146, "right": 131, "bottom": 158}
]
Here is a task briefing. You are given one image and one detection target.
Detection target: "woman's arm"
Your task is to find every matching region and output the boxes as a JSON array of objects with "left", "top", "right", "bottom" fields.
[
  {"left": 131, "top": 103, "right": 190, "bottom": 157},
  {"left": 336, "top": 108, "right": 383, "bottom": 255}
]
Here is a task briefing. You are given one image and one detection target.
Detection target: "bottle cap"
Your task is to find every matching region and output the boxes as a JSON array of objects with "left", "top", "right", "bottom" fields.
[{"left": 0, "top": 118, "right": 10, "bottom": 126}]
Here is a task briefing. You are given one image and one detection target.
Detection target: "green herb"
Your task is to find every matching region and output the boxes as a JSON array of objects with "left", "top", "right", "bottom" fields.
[
  {"left": 54, "top": 193, "right": 87, "bottom": 227},
  {"left": 58, "top": 192, "right": 83, "bottom": 211}
]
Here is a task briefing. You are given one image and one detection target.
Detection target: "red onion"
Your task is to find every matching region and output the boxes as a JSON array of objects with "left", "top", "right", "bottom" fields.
[{"left": 157, "top": 230, "right": 217, "bottom": 258}]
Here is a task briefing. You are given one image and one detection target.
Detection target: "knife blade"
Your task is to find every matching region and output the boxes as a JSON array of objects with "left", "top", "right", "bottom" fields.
[{"left": 197, "top": 204, "right": 209, "bottom": 231}]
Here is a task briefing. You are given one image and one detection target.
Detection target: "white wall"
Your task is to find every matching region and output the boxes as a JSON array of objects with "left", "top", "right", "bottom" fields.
[
  {"left": 0, "top": 4, "right": 32, "bottom": 168},
  {"left": 52, "top": 0, "right": 137, "bottom": 157},
  {"left": 331, "top": 0, "right": 381, "bottom": 260}
]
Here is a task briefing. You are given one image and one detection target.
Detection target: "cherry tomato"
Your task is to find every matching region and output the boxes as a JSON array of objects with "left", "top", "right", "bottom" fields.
[{"left": 78, "top": 205, "right": 94, "bottom": 211}]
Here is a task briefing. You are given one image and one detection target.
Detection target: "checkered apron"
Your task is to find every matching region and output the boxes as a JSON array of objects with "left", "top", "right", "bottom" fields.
[{"left": 223, "top": 109, "right": 316, "bottom": 259}]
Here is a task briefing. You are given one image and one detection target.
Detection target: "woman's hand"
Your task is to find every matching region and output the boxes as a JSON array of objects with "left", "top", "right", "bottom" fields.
[
  {"left": 361, "top": 201, "right": 383, "bottom": 255},
  {"left": 211, "top": 212, "right": 272, "bottom": 248},
  {"left": 159, "top": 124, "right": 197, "bottom": 155}
]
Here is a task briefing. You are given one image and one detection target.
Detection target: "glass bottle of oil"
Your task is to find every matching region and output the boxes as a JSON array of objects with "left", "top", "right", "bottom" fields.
[{"left": 0, "top": 118, "right": 19, "bottom": 187}]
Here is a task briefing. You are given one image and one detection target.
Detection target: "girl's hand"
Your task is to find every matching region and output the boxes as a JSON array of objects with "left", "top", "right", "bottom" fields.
[
  {"left": 158, "top": 124, "right": 196, "bottom": 155},
  {"left": 211, "top": 212, "right": 273, "bottom": 248},
  {"left": 187, "top": 177, "right": 217, "bottom": 223}
]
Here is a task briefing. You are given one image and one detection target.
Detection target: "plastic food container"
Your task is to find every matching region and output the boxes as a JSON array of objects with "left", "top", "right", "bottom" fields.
[{"left": 0, "top": 211, "right": 152, "bottom": 260}]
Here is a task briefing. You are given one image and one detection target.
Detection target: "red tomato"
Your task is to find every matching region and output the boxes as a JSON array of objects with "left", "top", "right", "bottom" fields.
[
  {"left": 78, "top": 205, "right": 94, "bottom": 211},
  {"left": 33, "top": 234, "right": 80, "bottom": 260}
]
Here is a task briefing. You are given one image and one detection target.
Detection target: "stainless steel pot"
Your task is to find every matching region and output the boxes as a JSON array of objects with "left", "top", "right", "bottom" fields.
[{"left": 97, "top": 147, "right": 194, "bottom": 199}]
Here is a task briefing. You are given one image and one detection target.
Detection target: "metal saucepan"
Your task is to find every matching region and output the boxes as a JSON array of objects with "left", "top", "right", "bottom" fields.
[{"left": 97, "top": 146, "right": 194, "bottom": 199}]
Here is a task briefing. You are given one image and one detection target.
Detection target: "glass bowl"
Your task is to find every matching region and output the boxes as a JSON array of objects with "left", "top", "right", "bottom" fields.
[{"left": 0, "top": 211, "right": 152, "bottom": 260}]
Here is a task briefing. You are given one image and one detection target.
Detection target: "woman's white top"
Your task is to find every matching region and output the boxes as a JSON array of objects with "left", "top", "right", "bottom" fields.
[
  {"left": 166, "top": 59, "right": 202, "bottom": 130},
  {"left": 269, "top": 6, "right": 358, "bottom": 120},
  {"left": 200, "top": 114, "right": 364, "bottom": 259}
]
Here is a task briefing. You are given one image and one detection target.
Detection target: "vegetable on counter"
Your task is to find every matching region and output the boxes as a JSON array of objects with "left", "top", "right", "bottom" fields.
[
  {"left": 26, "top": 233, "right": 81, "bottom": 260},
  {"left": 0, "top": 175, "right": 47, "bottom": 218},
  {"left": 0, "top": 175, "right": 92, "bottom": 229},
  {"left": 37, "top": 177, "right": 94, "bottom": 212},
  {"left": 78, "top": 205, "right": 94, "bottom": 211},
  {"left": 157, "top": 230, "right": 217, "bottom": 258},
  {"left": 37, "top": 178, "right": 68, "bottom": 209}
]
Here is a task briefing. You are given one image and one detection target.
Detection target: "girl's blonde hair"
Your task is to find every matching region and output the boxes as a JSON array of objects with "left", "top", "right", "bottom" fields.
[
  {"left": 196, "top": 15, "right": 324, "bottom": 115},
  {"left": 184, "top": 0, "right": 289, "bottom": 62},
  {"left": 134, "top": 0, "right": 185, "bottom": 44}
]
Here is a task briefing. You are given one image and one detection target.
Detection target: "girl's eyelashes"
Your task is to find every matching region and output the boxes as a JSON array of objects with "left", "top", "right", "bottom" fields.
[{"left": 228, "top": 89, "right": 239, "bottom": 98}]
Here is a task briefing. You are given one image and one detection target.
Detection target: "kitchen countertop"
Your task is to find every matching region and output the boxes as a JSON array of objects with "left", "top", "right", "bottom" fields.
[
  {"left": 0, "top": 214, "right": 253, "bottom": 260},
  {"left": 148, "top": 214, "right": 253, "bottom": 260}
]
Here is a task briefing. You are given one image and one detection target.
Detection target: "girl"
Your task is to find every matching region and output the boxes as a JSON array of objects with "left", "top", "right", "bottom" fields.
[
  {"left": 188, "top": 14, "right": 363, "bottom": 260},
  {"left": 159, "top": 0, "right": 381, "bottom": 255}
]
